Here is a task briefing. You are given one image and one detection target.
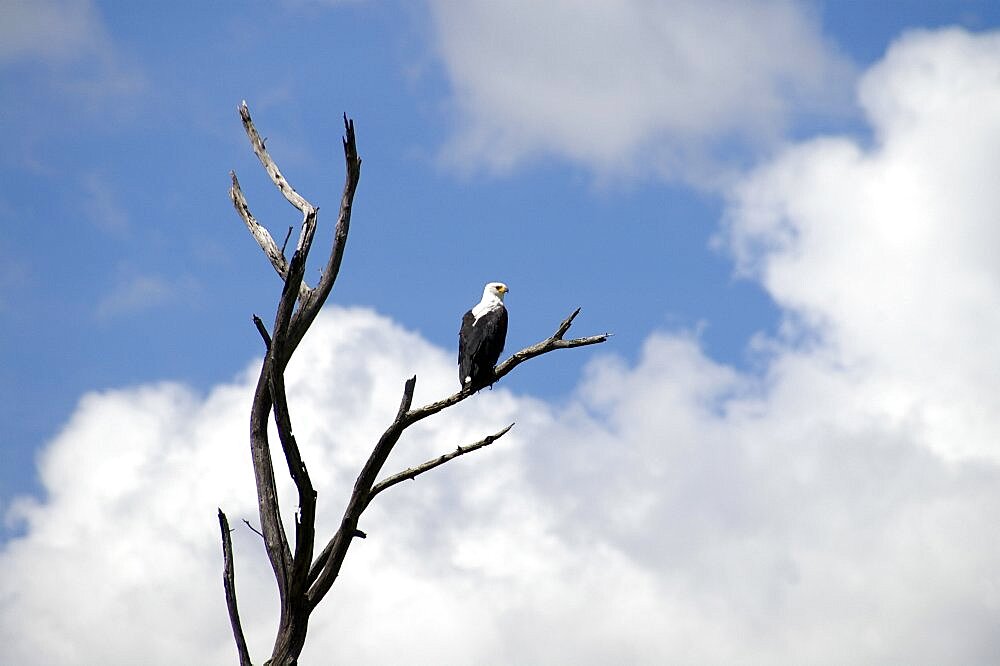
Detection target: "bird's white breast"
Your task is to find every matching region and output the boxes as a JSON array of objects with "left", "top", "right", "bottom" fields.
[{"left": 471, "top": 301, "right": 501, "bottom": 324}]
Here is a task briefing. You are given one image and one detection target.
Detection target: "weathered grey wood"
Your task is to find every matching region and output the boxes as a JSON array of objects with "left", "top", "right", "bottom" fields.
[
  {"left": 218, "top": 509, "right": 252, "bottom": 666},
  {"left": 238, "top": 100, "right": 315, "bottom": 216},
  {"left": 219, "top": 102, "right": 608, "bottom": 666},
  {"left": 229, "top": 171, "right": 312, "bottom": 300},
  {"left": 367, "top": 423, "right": 515, "bottom": 505}
]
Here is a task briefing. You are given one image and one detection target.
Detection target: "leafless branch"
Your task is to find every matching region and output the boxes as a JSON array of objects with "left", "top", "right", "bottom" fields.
[
  {"left": 306, "top": 311, "right": 608, "bottom": 609},
  {"left": 306, "top": 376, "right": 416, "bottom": 608},
  {"left": 238, "top": 100, "right": 314, "bottom": 215},
  {"left": 492, "top": 309, "right": 609, "bottom": 379},
  {"left": 267, "top": 366, "right": 316, "bottom": 600},
  {"left": 224, "top": 102, "right": 607, "bottom": 665},
  {"left": 404, "top": 309, "right": 610, "bottom": 427},
  {"left": 229, "top": 102, "right": 363, "bottom": 664},
  {"left": 243, "top": 518, "right": 265, "bottom": 540},
  {"left": 248, "top": 356, "right": 292, "bottom": 599},
  {"left": 218, "top": 509, "right": 252, "bottom": 666},
  {"left": 253, "top": 314, "right": 272, "bottom": 349},
  {"left": 287, "top": 114, "right": 361, "bottom": 351},
  {"left": 368, "top": 423, "right": 515, "bottom": 505},
  {"left": 229, "top": 171, "right": 312, "bottom": 299}
]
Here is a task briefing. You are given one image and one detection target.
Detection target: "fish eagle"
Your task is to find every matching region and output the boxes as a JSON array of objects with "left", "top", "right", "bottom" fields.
[{"left": 459, "top": 282, "right": 509, "bottom": 388}]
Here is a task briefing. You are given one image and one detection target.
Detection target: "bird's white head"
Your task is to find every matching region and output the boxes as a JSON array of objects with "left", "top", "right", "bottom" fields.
[{"left": 484, "top": 282, "right": 509, "bottom": 302}]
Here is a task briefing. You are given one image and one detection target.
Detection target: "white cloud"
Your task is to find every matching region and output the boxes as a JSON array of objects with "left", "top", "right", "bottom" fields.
[
  {"left": 429, "top": 0, "right": 855, "bottom": 181},
  {"left": 720, "top": 27, "right": 1000, "bottom": 462},
  {"left": 4, "top": 26, "right": 1000, "bottom": 666},
  {"left": 0, "top": 307, "right": 544, "bottom": 664},
  {"left": 3, "top": 308, "right": 1000, "bottom": 662}
]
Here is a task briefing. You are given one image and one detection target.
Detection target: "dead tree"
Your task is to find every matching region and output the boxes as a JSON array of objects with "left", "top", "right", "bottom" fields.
[{"left": 217, "top": 102, "right": 610, "bottom": 665}]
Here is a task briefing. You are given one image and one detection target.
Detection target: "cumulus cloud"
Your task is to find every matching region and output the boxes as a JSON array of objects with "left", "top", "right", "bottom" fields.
[
  {"left": 721, "top": 27, "right": 1000, "bottom": 462},
  {"left": 429, "top": 0, "right": 855, "bottom": 181},
  {"left": 4, "top": 26, "right": 1000, "bottom": 665}
]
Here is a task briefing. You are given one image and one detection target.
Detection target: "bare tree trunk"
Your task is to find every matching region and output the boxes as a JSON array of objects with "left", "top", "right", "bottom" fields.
[{"left": 217, "top": 102, "right": 609, "bottom": 665}]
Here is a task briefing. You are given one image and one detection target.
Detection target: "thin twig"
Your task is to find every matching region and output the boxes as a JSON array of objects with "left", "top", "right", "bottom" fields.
[
  {"left": 367, "top": 423, "right": 515, "bottom": 506},
  {"left": 253, "top": 314, "right": 272, "bottom": 349},
  {"left": 404, "top": 310, "right": 610, "bottom": 427},
  {"left": 554, "top": 307, "right": 581, "bottom": 339},
  {"left": 242, "top": 518, "right": 265, "bottom": 540}
]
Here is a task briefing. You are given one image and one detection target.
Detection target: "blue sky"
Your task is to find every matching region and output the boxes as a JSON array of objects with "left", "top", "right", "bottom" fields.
[
  {"left": 0, "top": 0, "right": 799, "bottom": 500},
  {"left": 3, "top": 1, "right": 1000, "bottom": 663},
  {"left": 0, "top": 0, "right": 993, "bottom": 501},
  {"left": 2, "top": 0, "right": 987, "bottom": 503}
]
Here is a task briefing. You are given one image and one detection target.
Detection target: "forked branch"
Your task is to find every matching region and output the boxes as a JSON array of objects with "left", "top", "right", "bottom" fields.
[
  {"left": 220, "top": 101, "right": 607, "bottom": 666},
  {"left": 306, "top": 311, "right": 609, "bottom": 608},
  {"left": 222, "top": 102, "right": 360, "bottom": 664},
  {"left": 368, "top": 423, "right": 515, "bottom": 504},
  {"left": 230, "top": 172, "right": 312, "bottom": 300}
]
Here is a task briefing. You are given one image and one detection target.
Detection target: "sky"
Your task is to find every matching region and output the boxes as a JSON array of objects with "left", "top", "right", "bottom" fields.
[{"left": 1, "top": 0, "right": 1000, "bottom": 663}]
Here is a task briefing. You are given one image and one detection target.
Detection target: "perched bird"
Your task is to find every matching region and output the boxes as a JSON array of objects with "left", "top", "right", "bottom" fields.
[{"left": 458, "top": 282, "right": 509, "bottom": 388}]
